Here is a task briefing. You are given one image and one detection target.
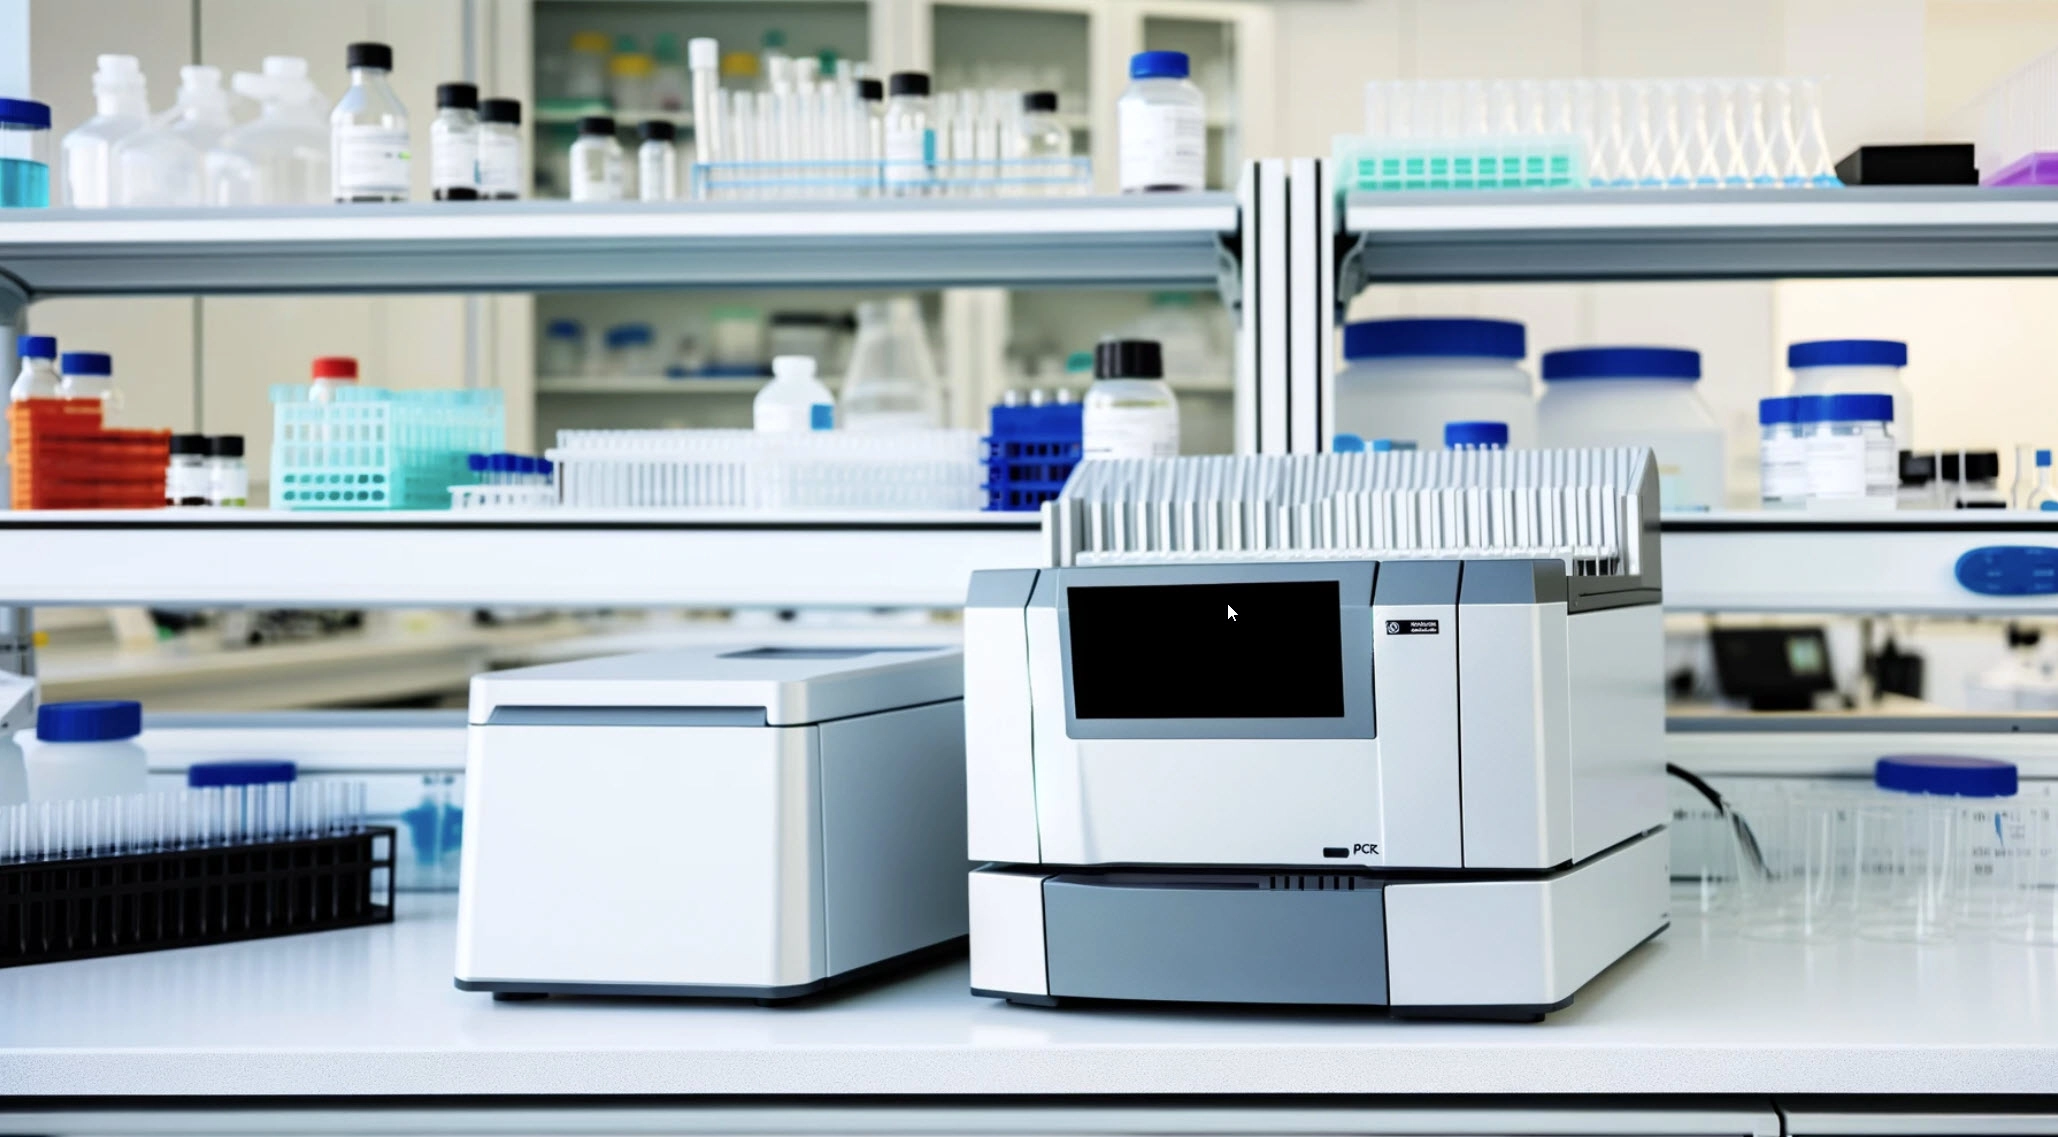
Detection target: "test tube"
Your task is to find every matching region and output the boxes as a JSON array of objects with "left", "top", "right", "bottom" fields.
[{"left": 689, "top": 38, "right": 722, "bottom": 167}]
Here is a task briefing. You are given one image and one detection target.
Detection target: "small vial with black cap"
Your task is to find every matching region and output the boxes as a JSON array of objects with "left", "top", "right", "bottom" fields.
[
  {"left": 330, "top": 42, "right": 411, "bottom": 202},
  {"left": 430, "top": 82, "right": 480, "bottom": 200},
  {"left": 884, "top": 72, "right": 932, "bottom": 195},
  {"left": 165, "top": 434, "right": 210, "bottom": 507},
  {"left": 206, "top": 435, "right": 248, "bottom": 507},
  {"left": 1015, "top": 91, "right": 1070, "bottom": 190},
  {"left": 569, "top": 115, "right": 624, "bottom": 202},
  {"left": 637, "top": 120, "right": 678, "bottom": 202},
  {"left": 1083, "top": 338, "right": 1179, "bottom": 460},
  {"left": 476, "top": 98, "right": 523, "bottom": 200}
]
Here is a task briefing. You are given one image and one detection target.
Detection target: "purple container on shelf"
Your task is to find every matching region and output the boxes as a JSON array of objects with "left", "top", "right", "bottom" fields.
[{"left": 1985, "top": 151, "right": 2058, "bottom": 187}]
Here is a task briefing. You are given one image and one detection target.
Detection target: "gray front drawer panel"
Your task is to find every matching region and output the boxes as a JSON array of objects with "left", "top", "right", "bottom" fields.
[{"left": 1042, "top": 877, "right": 1388, "bottom": 1005}]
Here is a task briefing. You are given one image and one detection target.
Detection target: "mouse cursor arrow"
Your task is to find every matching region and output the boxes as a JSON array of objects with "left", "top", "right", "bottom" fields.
[{"left": 1226, "top": 606, "right": 1238, "bottom": 621}]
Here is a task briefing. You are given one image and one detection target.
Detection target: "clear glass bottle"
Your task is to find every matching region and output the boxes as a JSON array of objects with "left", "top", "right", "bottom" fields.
[
  {"left": 858, "top": 78, "right": 884, "bottom": 192},
  {"left": 1758, "top": 396, "right": 1806, "bottom": 508},
  {"left": 637, "top": 120, "right": 678, "bottom": 201},
  {"left": 165, "top": 434, "right": 209, "bottom": 507},
  {"left": 11, "top": 336, "right": 60, "bottom": 400},
  {"left": 0, "top": 97, "right": 51, "bottom": 209},
  {"left": 842, "top": 297, "right": 943, "bottom": 430},
  {"left": 539, "top": 319, "right": 585, "bottom": 377},
  {"left": 208, "top": 56, "right": 330, "bottom": 206},
  {"left": 883, "top": 72, "right": 933, "bottom": 196},
  {"left": 754, "top": 354, "right": 836, "bottom": 433},
  {"left": 61, "top": 54, "right": 149, "bottom": 208},
  {"left": 476, "top": 98, "right": 523, "bottom": 200},
  {"left": 1083, "top": 338, "right": 1179, "bottom": 459},
  {"left": 1014, "top": 90, "right": 1071, "bottom": 193},
  {"left": 57, "top": 351, "right": 117, "bottom": 408},
  {"left": 430, "top": 82, "right": 480, "bottom": 201},
  {"left": 569, "top": 115, "right": 624, "bottom": 202},
  {"left": 330, "top": 42, "right": 411, "bottom": 203},
  {"left": 1119, "top": 50, "right": 1206, "bottom": 193},
  {"left": 610, "top": 47, "right": 655, "bottom": 115}
]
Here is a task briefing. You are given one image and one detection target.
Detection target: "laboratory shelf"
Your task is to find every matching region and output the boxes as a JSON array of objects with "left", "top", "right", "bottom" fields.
[
  {"left": 1660, "top": 511, "right": 2058, "bottom": 614},
  {"left": 0, "top": 196, "right": 1240, "bottom": 305},
  {"left": 1342, "top": 187, "right": 2058, "bottom": 283},
  {"left": 536, "top": 376, "right": 768, "bottom": 394},
  {"left": 0, "top": 894, "right": 2054, "bottom": 1101},
  {"left": 0, "top": 510, "right": 1043, "bottom": 608}
]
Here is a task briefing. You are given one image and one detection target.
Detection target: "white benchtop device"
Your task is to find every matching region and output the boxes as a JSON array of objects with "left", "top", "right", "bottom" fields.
[
  {"left": 963, "top": 450, "right": 1671, "bottom": 1020},
  {"left": 456, "top": 643, "right": 968, "bottom": 1001}
]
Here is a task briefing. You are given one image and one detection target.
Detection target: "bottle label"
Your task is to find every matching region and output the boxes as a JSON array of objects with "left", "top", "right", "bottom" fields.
[
  {"left": 477, "top": 133, "right": 521, "bottom": 195},
  {"left": 757, "top": 401, "right": 834, "bottom": 433},
  {"left": 638, "top": 145, "right": 674, "bottom": 201},
  {"left": 1865, "top": 436, "right": 1897, "bottom": 495},
  {"left": 335, "top": 124, "right": 412, "bottom": 198},
  {"left": 432, "top": 130, "right": 479, "bottom": 190},
  {"left": 1084, "top": 404, "right": 1179, "bottom": 460},
  {"left": 1803, "top": 432, "right": 1866, "bottom": 498},
  {"left": 1762, "top": 434, "right": 1807, "bottom": 501},
  {"left": 571, "top": 143, "right": 624, "bottom": 202},
  {"left": 885, "top": 125, "right": 933, "bottom": 185},
  {"left": 166, "top": 462, "right": 211, "bottom": 506},
  {"left": 1119, "top": 100, "right": 1205, "bottom": 191}
]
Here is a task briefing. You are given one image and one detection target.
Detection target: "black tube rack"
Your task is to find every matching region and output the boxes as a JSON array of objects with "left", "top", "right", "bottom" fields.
[{"left": 0, "top": 826, "right": 395, "bottom": 967}]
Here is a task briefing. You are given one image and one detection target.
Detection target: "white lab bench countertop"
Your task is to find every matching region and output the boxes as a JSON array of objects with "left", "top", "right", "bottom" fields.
[{"left": 1, "top": 895, "right": 2055, "bottom": 1098}]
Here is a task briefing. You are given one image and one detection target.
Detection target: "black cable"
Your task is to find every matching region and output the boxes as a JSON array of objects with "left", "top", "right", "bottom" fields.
[{"left": 1666, "top": 761, "right": 1769, "bottom": 877}]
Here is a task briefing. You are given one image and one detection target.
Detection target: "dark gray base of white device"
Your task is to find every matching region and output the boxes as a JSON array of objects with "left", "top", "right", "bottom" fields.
[{"left": 458, "top": 936, "right": 967, "bottom": 1005}]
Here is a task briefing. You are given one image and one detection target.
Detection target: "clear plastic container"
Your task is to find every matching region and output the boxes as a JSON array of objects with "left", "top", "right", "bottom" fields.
[
  {"left": 884, "top": 73, "right": 933, "bottom": 195},
  {"left": 61, "top": 55, "right": 150, "bottom": 208},
  {"left": 430, "top": 82, "right": 480, "bottom": 201},
  {"left": 208, "top": 57, "right": 330, "bottom": 206},
  {"left": 540, "top": 319, "right": 586, "bottom": 377},
  {"left": 476, "top": 99, "right": 523, "bottom": 200},
  {"left": 207, "top": 434, "right": 248, "bottom": 507},
  {"left": 842, "top": 297, "right": 943, "bottom": 430},
  {"left": 754, "top": 354, "right": 836, "bottom": 433},
  {"left": 569, "top": 115, "right": 624, "bottom": 202},
  {"left": 1789, "top": 339, "right": 1912, "bottom": 448},
  {"left": 116, "top": 61, "right": 236, "bottom": 207},
  {"left": 57, "top": 351, "right": 116, "bottom": 407},
  {"left": 1537, "top": 346, "right": 1725, "bottom": 510},
  {"left": 330, "top": 43, "right": 411, "bottom": 203},
  {"left": 603, "top": 323, "right": 656, "bottom": 375},
  {"left": 11, "top": 335, "right": 59, "bottom": 400},
  {"left": 0, "top": 98, "right": 51, "bottom": 208},
  {"left": 1083, "top": 338, "right": 1178, "bottom": 460},
  {"left": 22, "top": 701, "right": 147, "bottom": 803},
  {"left": 2029, "top": 449, "right": 2058, "bottom": 512},
  {"left": 636, "top": 120, "right": 678, "bottom": 201},
  {"left": 1119, "top": 51, "right": 1205, "bottom": 193},
  {"left": 1335, "top": 317, "right": 1535, "bottom": 450},
  {"left": 565, "top": 32, "right": 611, "bottom": 102},
  {"left": 1758, "top": 396, "right": 1806, "bottom": 508}
]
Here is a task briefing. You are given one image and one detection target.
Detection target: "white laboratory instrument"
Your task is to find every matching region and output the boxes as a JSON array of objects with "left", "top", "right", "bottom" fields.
[
  {"left": 963, "top": 449, "right": 1670, "bottom": 1019},
  {"left": 455, "top": 644, "right": 969, "bottom": 1001}
]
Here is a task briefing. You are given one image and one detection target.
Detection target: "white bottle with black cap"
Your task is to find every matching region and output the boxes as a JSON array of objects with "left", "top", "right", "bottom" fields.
[
  {"left": 884, "top": 72, "right": 932, "bottom": 194},
  {"left": 476, "top": 98, "right": 523, "bottom": 200},
  {"left": 637, "top": 120, "right": 678, "bottom": 201},
  {"left": 569, "top": 116, "right": 624, "bottom": 202},
  {"left": 430, "top": 82, "right": 480, "bottom": 200},
  {"left": 1083, "top": 338, "right": 1179, "bottom": 460},
  {"left": 330, "top": 42, "right": 411, "bottom": 202}
]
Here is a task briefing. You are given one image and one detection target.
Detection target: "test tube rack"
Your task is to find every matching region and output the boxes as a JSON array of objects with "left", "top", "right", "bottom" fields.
[{"left": 0, "top": 825, "right": 396, "bottom": 968}]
